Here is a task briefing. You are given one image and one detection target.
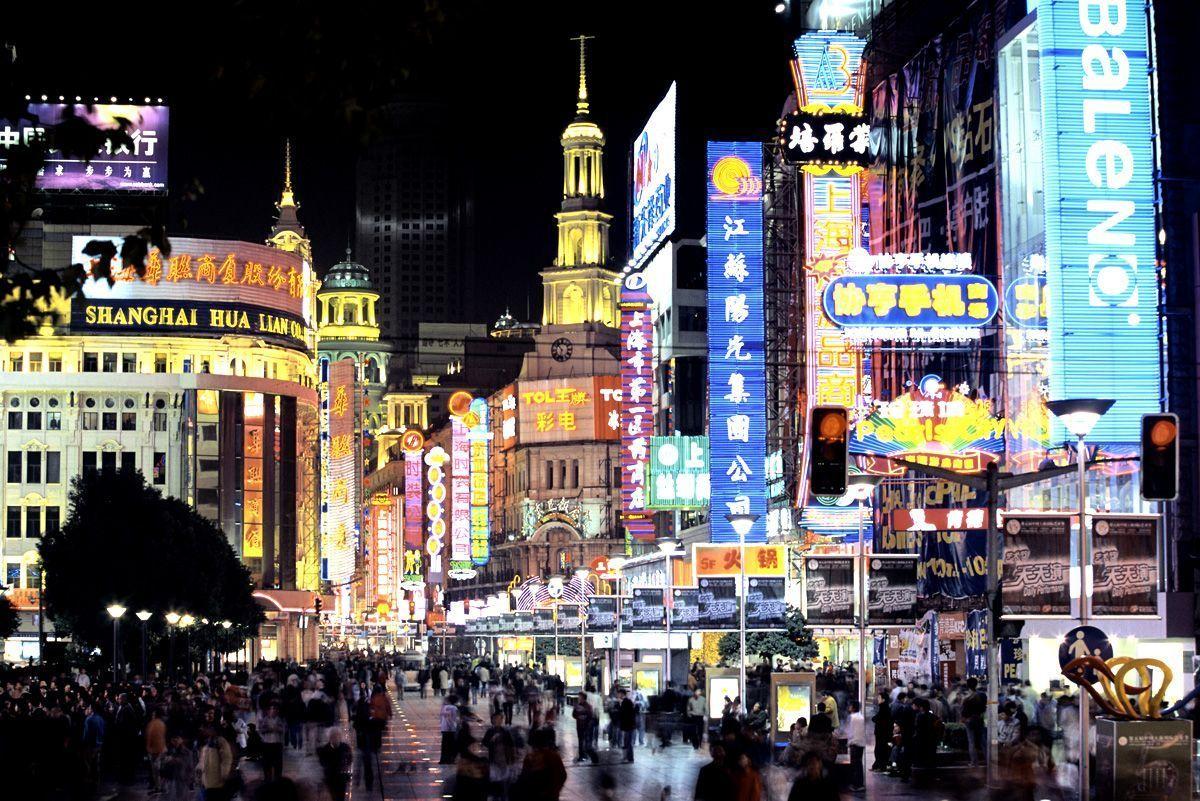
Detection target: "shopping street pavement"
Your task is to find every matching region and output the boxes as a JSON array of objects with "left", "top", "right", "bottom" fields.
[{"left": 378, "top": 690, "right": 998, "bottom": 801}]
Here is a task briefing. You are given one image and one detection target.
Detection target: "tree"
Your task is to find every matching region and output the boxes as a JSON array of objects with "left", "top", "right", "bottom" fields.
[
  {"left": 0, "top": 594, "right": 17, "bottom": 641},
  {"left": 718, "top": 605, "right": 818, "bottom": 665},
  {"left": 39, "top": 468, "right": 262, "bottom": 662}
]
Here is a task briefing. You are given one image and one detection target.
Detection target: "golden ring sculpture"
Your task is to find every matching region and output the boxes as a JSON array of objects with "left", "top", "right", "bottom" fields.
[{"left": 1061, "top": 655, "right": 1173, "bottom": 720}]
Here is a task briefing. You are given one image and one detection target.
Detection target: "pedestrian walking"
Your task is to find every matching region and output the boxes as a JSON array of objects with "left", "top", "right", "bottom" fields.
[
  {"left": 618, "top": 689, "right": 636, "bottom": 763},
  {"left": 318, "top": 727, "right": 353, "bottom": 801},
  {"left": 258, "top": 703, "right": 286, "bottom": 783},
  {"left": 687, "top": 688, "right": 707, "bottom": 749},
  {"left": 440, "top": 694, "right": 462, "bottom": 764},
  {"left": 847, "top": 700, "right": 866, "bottom": 792}
]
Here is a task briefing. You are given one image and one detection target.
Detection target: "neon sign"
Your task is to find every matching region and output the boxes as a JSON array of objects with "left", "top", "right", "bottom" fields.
[
  {"left": 620, "top": 268, "right": 655, "bottom": 542},
  {"left": 448, "top": 417, "right": 475, "bottom": 579},
  {"left": 1038, "top": 0, "right": 1160, "bottom": 443},
  {"left": 469, "top": 397, "right": 490, "bottom": 567},
  {"left": 707, "top": 141, "right": 767, "bottom": 543},
  {"left": 424, "top": 446, "right": 448, "bottom": 585},
  {"left": 822, "top": 273, "right": 999, "bottom": 339},
  {"left": 402, "top": 432, "right": 424, "bottom": 591}
]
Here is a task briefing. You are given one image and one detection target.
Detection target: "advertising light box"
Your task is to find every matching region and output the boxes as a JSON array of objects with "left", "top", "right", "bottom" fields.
[
  {"left": 646, "top": 435, "right": 710, "bottom": 510},
  {"left": 515, "top": 376, "right": 620, "bottom": 445},
  {"left": 1038, "top": 0, "right": 1160, "bottom": 443},
  {"left": 630, "top": 83, "right": 676, "bottom": 269},
  {"left": 2, "top": 103, "right": 169, "bottom": 192}
]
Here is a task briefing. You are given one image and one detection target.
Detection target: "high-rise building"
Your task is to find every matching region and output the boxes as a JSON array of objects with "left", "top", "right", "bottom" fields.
[{"left": 354, "top": 101, "right": 475, "bottom": 351}]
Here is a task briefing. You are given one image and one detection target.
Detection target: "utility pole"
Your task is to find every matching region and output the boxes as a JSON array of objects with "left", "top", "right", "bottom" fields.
[{"left": 893, "top": 457, "right": 1098, "bottom": 789}]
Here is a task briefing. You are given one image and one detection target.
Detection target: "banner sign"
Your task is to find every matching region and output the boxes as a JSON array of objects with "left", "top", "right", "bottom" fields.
[
  {"left": 620, "top": 267, "right": 656, "bottom": 542},
  {"left": 513, "top": 613, "right": 535, "bottom": 634},
  {"left": 745, "top": 577, "right": 786, "bottom": 629},
  {"left": 706, "top": 140, "right": 767, "bottom": 543},
  {"left": 72, "top": 298, "right": 309, "bottom": 351},
  {"left": 533, "top": 609, "right": 556, "bottom": 634},
  {"left": 804, "top": 557, "right": 855, "bottom": 626},
  {"left": 697, "top": 577, "right": 739, "bottom": 630},
  {"left": 1092, "top": 516, "right": 1158, "bottom": 616},
  {"left": 629, "top": 588, "right": 666, "bottom": 630},
  {"left": 966, "top": 608, "right": 989, "bottom": 677},
  {"left": 999, "top": 637, "right": 1024, "bottom": 683},
  {"left": 693, "top": 543, "right": 786, "bottom": 578},
  {"left": 670, "top": 588, "right": 701, "bottom": 631},
  {"left": 630, "top": 82, "right": 677, "bottom": 269},
  {"left": 557, "top": 605, "right": 584, "bottom": 632},
  {"left": 468, "top": 398, "right": 490, "bottom": 566},
  {"left": 1001, "top": 515, "right": 1071, "bottom": 616},
  {"left": 3, "top": 103, "right": 169, "bottom": 192},
  {"left": 917, "top": 530, "right": 986, "bottom": 599},
  {"left": 867, "top": 556, "right": 918, "bottom": 626},
  {"left": 586, "top": 596, "right": 619, "bottom": 633},
  {"left": 1038, "top": 0, "right": 1160, "bottom": 443}
]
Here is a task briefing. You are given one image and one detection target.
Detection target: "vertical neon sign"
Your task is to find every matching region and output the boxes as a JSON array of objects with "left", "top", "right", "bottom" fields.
[
  {"left": 706, "top": 141, "right": 767, "bottom": 543},
  {"left": 620, "top": 271, "right": 656, "bottom": 543},
  {"left": 469, "top": 397, "right": 491, "bottom": 566},
  {"left": 1037, "top": 0, "right": 1159, "bottom": 443},
  {"left": 401, "top": 430, "right": 425, "bottom": 591},
  {"left": 424, "top": 446, "right": 448, "bottom": 586}
]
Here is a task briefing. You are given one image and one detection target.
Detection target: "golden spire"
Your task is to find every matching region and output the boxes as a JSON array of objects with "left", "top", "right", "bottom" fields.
[
  {"left": 570, "top": 34, "right": 593, "bottom": 117},
  {"left": 280, "top": 138, "right": 295, "bottom": 208}
]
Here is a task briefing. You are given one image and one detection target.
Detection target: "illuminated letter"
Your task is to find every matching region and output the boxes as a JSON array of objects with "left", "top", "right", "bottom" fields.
[
  {"left": 1086, "top": 140, "right": 1133, "bottom": 189},
  {"left": 1081, "top": 44, "right": 1129, "bottom": 91},
  {"left": 1080, "top": 0, "right": 1127, "bottom": 37},
  {"left": 1087, "top": 199, "right": 1136, "bottom": 246}
]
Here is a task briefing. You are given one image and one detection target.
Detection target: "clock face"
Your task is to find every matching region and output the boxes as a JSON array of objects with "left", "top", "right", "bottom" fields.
[{"left": 550, "top": 337, "right": 574, "bottom": 362}]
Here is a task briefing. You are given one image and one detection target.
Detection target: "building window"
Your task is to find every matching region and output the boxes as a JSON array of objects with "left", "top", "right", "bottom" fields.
[
  {"left": 102, "top": 353, "right": 117, "bottom": 373},
  {"left": 121, "top": 412, "right": 137, "bottom": 431},
  {"left": 47, "top": 412, "right": 61, "bottom": 430},
  {"left": 121, "top": 353, "right": 137, "bottom": 373},
  {"left": 5, "top": 506, "right": 19, "bottom": 537},
  {"left": 83, "top": 353, "right": 98, "bottom": 372},
  {"left": 82, "top": 452, "right": 97, "bottom": 475},
  {"left": 48, "top": 355, "right": 61, "bottom": 373},
  {"left": 46, "top": 452, "right": 60, "bottom": 484},
  {"left": 102, "top": 412, "right": 117, "bottom": 431},
  {"left": 82, "top": 412, "right": 98, "bottom": 430},
  {"left": 571, "top": 460, "right": 580, "bottom": 489},
  {"left": 45, "top": 507, "right": 59, "bottom": 536},
  {"left": 25, "top": 451, "right": 40, "bottom": 483},
  {"left": 153, "top": 411, "right": 167, "bottom": 432},
  {"left": 28, "top": 353, "right": 42, "bottom": 372},
  {"left": 120, "top": 452, "right": 135, "bottom": 473},
  {"left": 101, "top": 451, "right": 116, "bottom": 473},
  {"left": 5, "top": 562, "right": 18, "bottom": 585},
  {"left": 7, "top": 452, "right": 20, "bottom": 483},
  {"left": 25, "top": 506, "right": 40, "bottom": 538},
  {"left": 6, "top": 411, "right": 20, "bottom": 430},
  {"left": 153, "top": 451, "right": 166, "bottom": 485},
  {"left": 154, "top": 354, "right": 167, "bottom": 373},
  {"left": 26, "top": 411, "right": 40, "bottom": 430},
  {"left": 8, "top": 353, "right": 21, "bottom": 372},
  {"left": 545, "top": 461, "right": 554, "bottom": 489}
]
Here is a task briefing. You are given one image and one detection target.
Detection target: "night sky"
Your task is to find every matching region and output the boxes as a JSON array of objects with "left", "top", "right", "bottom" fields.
[{"left": 9, "top": 1, "right": 801, "bottom": 322}]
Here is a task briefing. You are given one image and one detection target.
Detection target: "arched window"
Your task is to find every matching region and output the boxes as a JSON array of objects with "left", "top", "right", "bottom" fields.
[
  {"left": 562, "top": 284, "right": 585, "bottom": 323},
  {"left": 364, "top": 357, "right": 380, "bottom": 384}
]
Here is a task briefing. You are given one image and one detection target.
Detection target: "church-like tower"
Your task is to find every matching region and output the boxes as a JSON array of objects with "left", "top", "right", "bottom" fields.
[
  {"left": 540, "top": 36, "right": 619, "bottom": 328},
  {"left": 267, "top": 140, "right": 312, "bottom": 262}
]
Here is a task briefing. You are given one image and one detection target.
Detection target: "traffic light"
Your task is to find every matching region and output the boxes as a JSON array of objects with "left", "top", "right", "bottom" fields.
[
  {"left": 809, "top": 405, "right": 849, "bottom": 496},
  {"left": 312, "top": 596, "right": 323, "bottom": 615},
  {"left": 1141, "top": 413, "right": 1179, "bottom": 501}
]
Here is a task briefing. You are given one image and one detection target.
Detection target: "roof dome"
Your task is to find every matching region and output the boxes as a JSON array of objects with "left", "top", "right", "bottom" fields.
[
  {"left": 321, "top": 248, "right": 374, "bottom": 291},
  {"left": 493, "top": 308, "right": 517, "bottom": 331}
]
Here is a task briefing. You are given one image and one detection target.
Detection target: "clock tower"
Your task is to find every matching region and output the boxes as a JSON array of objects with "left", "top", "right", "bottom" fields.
[{"left": 540, "top": 35, "right": 620, "bottom": 329}]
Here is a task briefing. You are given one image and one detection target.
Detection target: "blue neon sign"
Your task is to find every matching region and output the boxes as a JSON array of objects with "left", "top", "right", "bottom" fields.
[
  {"left": 1038, "top": 0, "right": 1160, "bottom": 443},
  {"left": 822, "top": 273, "right": 999, "bottom": 329},
  {"left": 707, "top": 141, "right": 767, "bottom": 543}
]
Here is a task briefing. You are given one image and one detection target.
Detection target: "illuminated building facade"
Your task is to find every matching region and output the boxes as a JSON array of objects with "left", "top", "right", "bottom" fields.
[{"left": 0, "top": 225, "right": 322, "bottom": 663}]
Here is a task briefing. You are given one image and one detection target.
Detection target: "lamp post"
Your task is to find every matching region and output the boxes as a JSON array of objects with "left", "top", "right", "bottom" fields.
[
  {"left": 220, "top": 620, "right": 232, "bottom": 673},
  {"left": 725, "top": 513, "right": 760, "bottom": 707},
  {"left": 165, "top": 611, "right": 181, "bottom": 679},
  {"left": 847, "top": 474, "right": 883, "bottom": 720},
  {"left": 656, "top": 538, "right": 682, "bottom": 686},
  {"left": 1046, "top": 397, "right": 1114, "bottom": 801},
  {"left": 106, "top": 604, "right": 127, "bottom": 681},
  {"left": 180, "top": 614, "right": 195, "bottom": 678},
  {"left": 135, "top": 610, "right": 152, "bottom": 678},
  {"left": 575, "top": 568, "right": 591, "bottom": 677},
  {"left": 608, "top": 555, "right": 627, "bottom": 691}
]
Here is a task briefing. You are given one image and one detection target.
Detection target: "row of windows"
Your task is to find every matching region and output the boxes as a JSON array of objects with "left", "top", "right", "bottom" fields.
[
  {"left": 4, "top": 561, "right": 40, "bottom": 590},
  {"left": 5, "top": 505, "right": 60, "bottom": 538},
  {"left": 4, "top": 352, "right": 309, "bottom": 386},
  {"left": 7, "top": 450, "right": 61, "bottom": 484}
]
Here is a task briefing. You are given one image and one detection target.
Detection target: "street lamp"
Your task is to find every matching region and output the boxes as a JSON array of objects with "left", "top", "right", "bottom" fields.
[
  {"left": 179, "top": 613, "right": 195, "bottom": 678},
  {"left": 608, "top": 554, "right": 628, "bottom": 690},
  {"left": 847, "top": 474, "right": 883, "bottom": 721},
  {"left": 106, "top": 604, "right": 127, "bottom": 681},
  {"left": 656, "top": 538, "right": 683, "bottom": 685},
  {"left": 1046, "top": 397, "right": 1113, "bottom": 801},
  {"left": 135, "top": 610, "right": 152, "bottom": 678},
  {"left": 725, "top": 513, "right": 760, "bottom": 707}
]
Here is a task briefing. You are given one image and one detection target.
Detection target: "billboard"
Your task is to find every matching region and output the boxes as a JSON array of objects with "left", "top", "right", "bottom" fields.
[
  {"left": 693, "top": 544, "right": 786, "bottom": 578},
  {"left": 242, "top": 393, "right": 265, "bottom": 559},
  {"left": 1038, "top": 0, "right": 1160, "bottom": 443},
  {"left": 1092, "top": 515, "right": 1158, "bottom": 616},
  {"left": 620, "top": 268, "right": 656, "bottom": 542},
  {"left": 402, "top": 442, "right": 424, "bottom": 590},
  {"left": 322, "top": 361, "right": 358, "bottom": 583},
  {"left": 515, "top": 376, "right": 620, "bottom": 444},
  {"left": 630, "top": 82, "right": 677, "bottom": 270},
  {"left": 2, "top": 103, "right": 168, "bottom": 192},
  {"left": 823, "top": 272, "right": 999, "bottom": 340},
  {"left": 468, "top": 398, "right": 490, "bottom": 567},
  {"left": 448, "top": 417, "right": 473, "bottom": 579},
  {"left": 707, "top": 141, "right": 767, "bottom": 543},
  {"left": 70, "top": 236, "right": 315, "bottom": 351},
  {"left": 424, "top": 446, "right": 449, "bottom": 585},
  {"left": 1000, "top": 515, "right": 1071, "bottom": 617},
  {"left": 646, "top": 435, "right": 710, "bottom": 510}
]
